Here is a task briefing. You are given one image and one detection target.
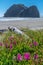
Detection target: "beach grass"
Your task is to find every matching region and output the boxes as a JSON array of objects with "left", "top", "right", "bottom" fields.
[{"left": 0, "top": 29, "right": 43, "bottom": 65}]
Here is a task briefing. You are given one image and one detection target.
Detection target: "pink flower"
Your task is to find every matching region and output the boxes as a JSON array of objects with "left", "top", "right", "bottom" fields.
[
  {"left": 30, "top": 43, "right": 32, "bottom": 47},
  {"left": 13, "top": 40, "right": 16, "bottom": 45},
  {"left": 34, "top": 54, "right": 38, "bottom": 59},
  {"left": 9, "top": 36, "right": 14, "bottom": 41},
  {"left": 33, "top": 41, "right": 38, "bottom": 46},
  {"left": 17, "top": 53, "right": 22, "bottom": 61},
  {"left": 24, "top": 52, "right": 30, "bottom": 60},
  {"left": 10, "top": 44, "right": 13, "bottom": 49},
  {"left": 5, "top": 43, "right": 8, "bottom": 48},
  {"left": 0, "top": 42, "right": 2, "bottom": 46}
]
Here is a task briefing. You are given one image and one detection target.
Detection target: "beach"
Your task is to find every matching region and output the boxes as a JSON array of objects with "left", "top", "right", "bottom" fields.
[{"left": 0, "top": 18, "right": 43, "bottom": 30}]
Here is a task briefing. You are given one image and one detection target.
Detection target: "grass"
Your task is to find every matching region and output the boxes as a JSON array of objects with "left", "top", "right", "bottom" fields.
[{"left": 0, "top": 29, "right": 43, "bottom": 65}]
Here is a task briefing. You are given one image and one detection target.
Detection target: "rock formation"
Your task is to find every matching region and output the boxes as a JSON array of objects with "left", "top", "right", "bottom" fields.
[{"left": 4, "top": 4, "right": 40, "bottom": 17}]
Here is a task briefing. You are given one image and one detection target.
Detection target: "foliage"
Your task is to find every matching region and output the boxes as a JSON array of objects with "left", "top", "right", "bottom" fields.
[{"left": 0, "top": 29, "right": 43, "bottom": 65}]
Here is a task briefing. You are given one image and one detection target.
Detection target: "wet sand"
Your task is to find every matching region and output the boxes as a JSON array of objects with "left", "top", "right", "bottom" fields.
[{"left": 0, "top": 18, "right": 43, "bottom": 30}]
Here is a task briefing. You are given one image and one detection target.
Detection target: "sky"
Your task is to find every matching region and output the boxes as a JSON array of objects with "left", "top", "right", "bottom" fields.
[{"left": 0, "top": 0, "right": 43, "bottom": 17}]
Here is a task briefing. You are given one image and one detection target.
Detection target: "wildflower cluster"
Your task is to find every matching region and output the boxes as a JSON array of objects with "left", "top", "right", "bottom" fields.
[{"left": 0, "top": 30, "right": 43, "bottom": 65}]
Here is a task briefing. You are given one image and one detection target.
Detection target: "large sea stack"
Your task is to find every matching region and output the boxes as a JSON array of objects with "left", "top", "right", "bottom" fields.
[{"left": 4, "top": 4, "right": 40, "bottom": 17}]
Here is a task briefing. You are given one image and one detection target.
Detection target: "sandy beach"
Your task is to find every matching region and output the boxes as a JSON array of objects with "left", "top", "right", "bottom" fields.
[{"left": 0, "top": 18, "right": 43, "bottom": 30}]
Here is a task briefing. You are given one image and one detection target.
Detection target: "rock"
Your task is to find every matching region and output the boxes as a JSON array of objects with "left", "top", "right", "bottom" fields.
[
  {"left": 4, "top": 4, "right": 27, "bottom": 17},
  {"left": 4, "top": 4, "right": 40, "bottom": 17},
  {"left": 19, "top": 5, "right": 40, "bottom": 17}
]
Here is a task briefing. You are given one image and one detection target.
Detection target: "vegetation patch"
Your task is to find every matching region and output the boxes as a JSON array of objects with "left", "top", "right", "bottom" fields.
[{"left": 0, "top": 29, "right": 43, "bottom": 65}]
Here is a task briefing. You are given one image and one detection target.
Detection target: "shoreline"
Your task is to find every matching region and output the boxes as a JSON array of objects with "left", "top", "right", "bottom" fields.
[{"left": 0, "top": 18, "right": 43, "bottom": 30}]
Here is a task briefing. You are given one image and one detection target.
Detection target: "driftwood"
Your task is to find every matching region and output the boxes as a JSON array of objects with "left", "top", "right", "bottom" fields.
[
  {"left": 8, "top": 26, "right": 29, "bottom": 39},
  {"left": 0, "top": 26, "right": 29, "bottom": 38}
]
